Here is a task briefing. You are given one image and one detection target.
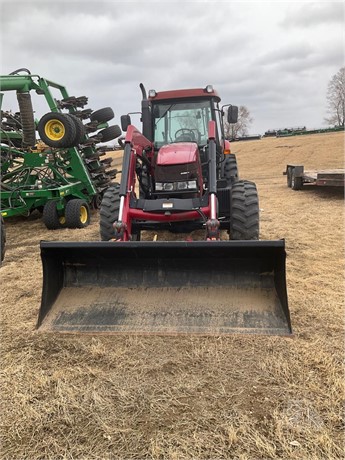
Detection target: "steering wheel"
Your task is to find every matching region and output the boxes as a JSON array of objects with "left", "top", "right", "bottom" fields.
[{"left": 174, "top": 129, "right": 197, "bottom": 142}]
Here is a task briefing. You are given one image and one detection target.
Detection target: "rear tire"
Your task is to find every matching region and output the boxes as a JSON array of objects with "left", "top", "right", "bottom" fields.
[
  {"left": 65, "top": 199, "right": 90, "bottom": 228},
  {"left": 230, "top": 180, "right": 259, "bottom": 240},
  {"left": 42, "top": 200, "right": 64, "bottom": 230},
  {"left": 223, "top": 154, "right": 239, "bottom": 183},
  {"left": 100, "top": 185, "right": 120, "bottom": 240}
]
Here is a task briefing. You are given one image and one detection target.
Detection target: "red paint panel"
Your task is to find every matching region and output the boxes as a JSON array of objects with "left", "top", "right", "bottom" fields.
[
  {"left": 156, "top": 143, "right": 199, "bottom": 166},
  {"left": 125, "top": 125, "right": 152, "bottom": 150},
  {"left": 129, "top": 207, "right": 210, "bottom": 222},
  {"left": 149, "top": 88, "right": 220, "bottom": 102},
  {"left": 208, "top": 120, "right": 216, "bottom": 140}
]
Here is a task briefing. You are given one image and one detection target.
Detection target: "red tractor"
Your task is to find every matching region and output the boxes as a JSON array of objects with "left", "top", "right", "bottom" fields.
[
  {"left": 37, "top": 84, "right": 291, "bottom": 337},
  {"left": 100, "top": 84, "right": 259, "bottom": 242}
]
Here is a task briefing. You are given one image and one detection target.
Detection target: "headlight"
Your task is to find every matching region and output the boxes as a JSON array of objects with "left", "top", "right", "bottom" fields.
[
  {"left": 177, "top": 181, "right": 188, "bottom": 190},
  {"left": 155, "top": 181, "right": 197, "bottom": 192}
]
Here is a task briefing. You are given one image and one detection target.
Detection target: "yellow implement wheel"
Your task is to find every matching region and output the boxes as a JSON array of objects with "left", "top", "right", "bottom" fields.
[
  {"left": 79, "top": 205, "right": 88, "bottom": 225},
  {"left": 65, "top": 199, "right": 90, "bottom": 228},
  {"left": 38, "top": 112, "right": 77, "bottom": 148},
  {"left": 44, "top": 119, "right": 65, "bottom": 142}
]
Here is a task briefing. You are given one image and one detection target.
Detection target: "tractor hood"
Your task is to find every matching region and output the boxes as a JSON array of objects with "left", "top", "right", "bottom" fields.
[{"left": 156, "top": 142, "right": 199, "bottom": 166}]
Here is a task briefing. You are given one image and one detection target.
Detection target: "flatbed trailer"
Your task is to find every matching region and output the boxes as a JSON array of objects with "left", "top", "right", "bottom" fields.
[{"left": 284, "top": 165, "right": 345, "bottom": 190}]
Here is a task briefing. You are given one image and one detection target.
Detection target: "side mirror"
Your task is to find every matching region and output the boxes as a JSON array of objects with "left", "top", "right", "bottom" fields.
[
  {"left": 227, "top": 106, "right": 238, "bottom": 124},
  {"left": 121, "top": 114, "right": 131, "bottom": 131}
]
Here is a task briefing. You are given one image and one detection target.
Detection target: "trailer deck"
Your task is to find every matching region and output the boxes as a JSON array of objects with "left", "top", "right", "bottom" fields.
[{"left": 284, "top": 165, "right": 345, "bottom": 190}]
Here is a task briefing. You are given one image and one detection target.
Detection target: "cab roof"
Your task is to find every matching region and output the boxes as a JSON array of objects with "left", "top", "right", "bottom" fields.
[{"left": 148, "top": 87, "right": 221, "bottom": 103}]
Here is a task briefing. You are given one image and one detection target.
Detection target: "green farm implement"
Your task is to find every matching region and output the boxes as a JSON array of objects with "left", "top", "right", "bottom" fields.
[{"left": 1, "top": 68, "right": 121, "bottom": 228}]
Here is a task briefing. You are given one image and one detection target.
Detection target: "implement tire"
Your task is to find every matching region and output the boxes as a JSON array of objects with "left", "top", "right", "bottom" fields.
[
  {"left": 66, "top": 114, "right": 86, "bottom": 146},
  {"left": 230, "top": 180, "right": 259, "bottom": 240},
  {"left": 43, "top": 200, "right": 64, "bottom": 230},
  {"left": 100, "top": 185, "right": 120, "bottom": 241},
  {"left": 0, "top": 216, "right": 6, "bottom": 265},
  {"left": 65, "top": 199, "right": 90, "bottom": 228},
  {"left": 90, "top": 107, "right": 114, "bottom": 124},
  {"left": 98, "top": 125, "right": 122, "bottom": 143},
  {"left": 38, "top": 112, "right": 76, "bottom": 148}
]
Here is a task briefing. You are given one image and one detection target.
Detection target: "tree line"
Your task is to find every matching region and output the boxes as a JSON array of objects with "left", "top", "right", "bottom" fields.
[{"left": 224, "top": 67, "right": 345, "bottom": 138}]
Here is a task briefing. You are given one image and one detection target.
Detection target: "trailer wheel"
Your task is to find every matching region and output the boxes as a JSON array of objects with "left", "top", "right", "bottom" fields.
[
  {"left": 230, "top": 180, "right": 259, "bottom": 240},
  {"left": 291, "top": 170, "right": 303, "bottom": 190},
  {"left": 223, "top": 154, "right": 239, "bottom": 183},
  {"left": 90, "top": 107, "right": 114, "bottom": 124},
  {"left": 0, "top": 216, "right": 6, "bottom": 266},
  {"left": 65, "top": 199, "right": 90, "bottom": 228},
  {"left": 38, "top": 112, "right": 76, "bottom": 148},
  {"left": 42, "top": 200, "right": 65, "bottom": 230},
  {"left": 99, "top": 185, "right": 120, "bottom": 240},
  {"left": 66, "top": 114, "right": 86, "bottom": 146},
  {"left": 287, "top": 167, "right": 293, "bottom": 187},
  {"left": 98, "top": 125, "right": 122, "bottom": 143}
]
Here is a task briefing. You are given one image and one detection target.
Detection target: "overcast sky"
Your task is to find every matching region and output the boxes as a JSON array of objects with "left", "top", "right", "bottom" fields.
[{"left": 1, "top": 0, "right": 344, "bottom": 135}]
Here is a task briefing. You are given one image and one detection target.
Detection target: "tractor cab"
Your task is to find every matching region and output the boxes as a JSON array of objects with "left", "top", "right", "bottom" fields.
[{"left": 120, "top": 85, "right": 237, "bottom": 199}]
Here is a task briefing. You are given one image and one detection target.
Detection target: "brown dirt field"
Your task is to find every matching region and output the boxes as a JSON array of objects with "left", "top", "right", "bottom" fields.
[{"left": 1, "top": 132, "right": 344, "bottom": 459}]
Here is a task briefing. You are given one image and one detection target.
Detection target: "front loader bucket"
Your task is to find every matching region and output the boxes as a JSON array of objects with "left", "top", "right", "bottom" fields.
[{"left": 38, "top": 240, "right": 292, "bottom": 336}]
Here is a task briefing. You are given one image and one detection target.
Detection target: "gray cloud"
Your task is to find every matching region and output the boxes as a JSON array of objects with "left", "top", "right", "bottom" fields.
[
  {"left": 1, "top": 1, "right": 344, "bottom": 134},
  {"left": 282, "top": 2, "right": 345, "bottom": 28}
]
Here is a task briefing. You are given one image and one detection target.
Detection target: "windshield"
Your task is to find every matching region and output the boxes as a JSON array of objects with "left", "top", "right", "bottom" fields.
[{"left": 152, "top": 99, "right": 213, "bottom": 148}]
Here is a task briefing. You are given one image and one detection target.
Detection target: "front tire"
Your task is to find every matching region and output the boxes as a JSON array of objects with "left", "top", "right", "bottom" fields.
[
  {"left": 99, "top": 185, "right": 120, "bottom": 240},
  {"left": 230, "top": 180, "right": 259, "bottom": 240}
]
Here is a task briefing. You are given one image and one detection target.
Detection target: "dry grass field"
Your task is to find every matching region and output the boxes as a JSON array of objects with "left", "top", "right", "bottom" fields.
[{"left": 1, "top": 132, "right": 344, "bottom": 459}]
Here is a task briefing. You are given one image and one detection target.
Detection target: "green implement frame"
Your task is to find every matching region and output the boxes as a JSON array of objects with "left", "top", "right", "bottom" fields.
[{"left": 1, "top": 69, "right": 119, "bottom": 227}]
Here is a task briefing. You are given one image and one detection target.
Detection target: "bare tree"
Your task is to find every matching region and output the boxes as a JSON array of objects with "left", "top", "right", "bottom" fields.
[
  {"left": 224, "top": 105, "right": 253, "bottom": 139},
  {"left": 325, "top": 67, "right": 345, "bottom": 127}
]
